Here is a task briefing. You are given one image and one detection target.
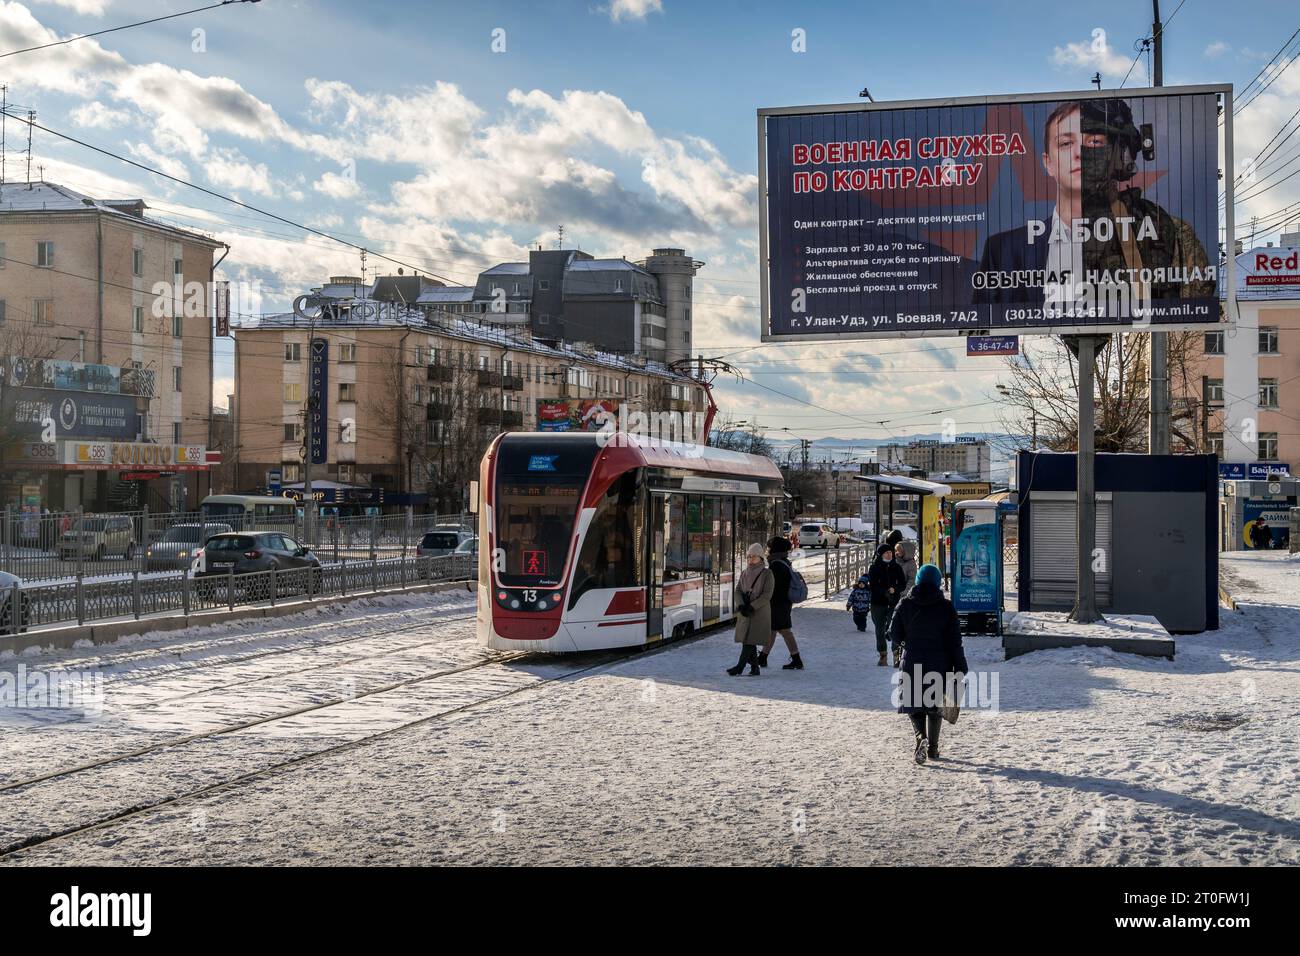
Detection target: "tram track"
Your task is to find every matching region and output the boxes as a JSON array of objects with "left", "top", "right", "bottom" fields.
[{"left": 0, "top": 620, "right": 725, "bottom": 863}]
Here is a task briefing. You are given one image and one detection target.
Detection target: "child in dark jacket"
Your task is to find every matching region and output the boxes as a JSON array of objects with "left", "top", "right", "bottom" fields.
[{"left": 846, "top": 575, "right": 872, "bottom": 632}]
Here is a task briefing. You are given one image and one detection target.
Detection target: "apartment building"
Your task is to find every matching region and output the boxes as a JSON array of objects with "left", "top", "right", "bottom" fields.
[
  {"left": 874, "top": 438, "right": 992, "bottom": 481},
  {"left": 392, "top": 246, "right": 703, "bottom": 364},
  {"left": 1189, "top": 242, "right": 1300, "bottom": 475},
  {"left": 232, "top": 277, "right": 711, "bottom": 513},
  {"left": 0, "top": 182, "right": 225, "bottom": 511}
]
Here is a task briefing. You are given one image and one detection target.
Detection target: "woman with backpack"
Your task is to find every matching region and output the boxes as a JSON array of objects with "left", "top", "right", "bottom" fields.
[
  {"left": 759, "top": 536, "right": 803, "bottom": 670},
  {"left": 729, "top": 543, "right": 773, "bottom": 676},
  {"left": 888, "top": 564, "right": 969, "bottom": 765}
]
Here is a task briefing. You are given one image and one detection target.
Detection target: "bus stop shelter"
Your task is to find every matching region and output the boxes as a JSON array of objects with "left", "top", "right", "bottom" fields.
[{"left": 854, "top": 473, "right": 952, "bottom": 572}]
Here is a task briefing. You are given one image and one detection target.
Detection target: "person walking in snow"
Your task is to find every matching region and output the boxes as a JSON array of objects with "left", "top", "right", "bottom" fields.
[
  {"left": 846, "top": 574, "right": 872, "bottom": 633},
  {"left": 729, "top": 543, "right": 773, "bottom": 677},
  {"left": 759, "top": 536, "right": 803, "bottom": 670},
  {"left": 889, "top": 564, "right": 968, "bottom": 765},
  {"left": 866, "top": 543, "right": 907, "bottom": 666}
]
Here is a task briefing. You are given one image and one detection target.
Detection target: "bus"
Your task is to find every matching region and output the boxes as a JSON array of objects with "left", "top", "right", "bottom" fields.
[{"left": 199, "top": 495, "right": 299, "bottom": 532}]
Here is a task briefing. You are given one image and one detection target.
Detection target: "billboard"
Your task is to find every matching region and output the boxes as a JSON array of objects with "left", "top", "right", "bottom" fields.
[
  {"left": 308, "top": 338, "right": 328, "bottom": 465},
  {"left": 536, "top": 398, "right": 619, "bottom": 432},
  {"left": 2, "top": 387, "right": 140, "bottom": 440},
  {"left": 1235, "top": 247, "right": 1300, "bottom": 300},
  {"left": 759, "top": 85, "right": 1230, "bottom": 341}
]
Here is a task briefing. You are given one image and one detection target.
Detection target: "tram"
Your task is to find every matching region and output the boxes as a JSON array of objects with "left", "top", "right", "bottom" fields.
[{"left": 476, "top": 431, "right": 785, "bottom": 652}]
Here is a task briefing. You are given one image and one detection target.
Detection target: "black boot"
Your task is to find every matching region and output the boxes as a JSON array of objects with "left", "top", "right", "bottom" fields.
[
  {"left": 745, "top": 645, "right": 761, "bottom": 676},
  {"left": 909, "top": 714, "right": 928, "bottom": 765},
  {"left": 926, "top": 713, "right": 942, "bottom": 759},
  {"left": 756, "top": 651, "right": 769, "bottom": 667},
  {"left": 782, "top": 654, "right": 803, "bottom": 670},
  {"left": 727, "top": 646, "right": 747, "bottom": 676}
]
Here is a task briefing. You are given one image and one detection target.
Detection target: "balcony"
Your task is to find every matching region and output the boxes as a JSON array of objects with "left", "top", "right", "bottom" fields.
[
  {"left": 501, "top": 374, "right": 524, "bottom": 391},
  {"left": 426, "top": 402, "right": 452, "bottom": 421},
  {"left": 501, "top": 409, "right": 524, "bottom": 428},
  {"left": 477, "top": 369, "right": 501, "bottom": 387},
  {"left": 475, "top": 406, "right": 503, "bottom": 426},
  {"left": 427, "top": 365, "right": 453, "bottom": 384}
]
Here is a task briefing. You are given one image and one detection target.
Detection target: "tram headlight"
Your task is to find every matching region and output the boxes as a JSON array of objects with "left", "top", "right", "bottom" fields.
[{"left": 510, "top": 599, "right": 520, "bottom": 609}]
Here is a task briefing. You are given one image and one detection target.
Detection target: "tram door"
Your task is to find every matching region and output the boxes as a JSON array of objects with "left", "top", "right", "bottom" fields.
[
  {"left": 699, "top": 497, "right": 719, "bottom": 623},
  {"left": 647, "top": 493, "right": 667, "bottom": 640}
]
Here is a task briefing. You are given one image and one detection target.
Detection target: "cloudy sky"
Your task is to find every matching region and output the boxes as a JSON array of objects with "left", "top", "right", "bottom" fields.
[{"left": 4, "top": 0, "right": 1298, "bottom": 449}]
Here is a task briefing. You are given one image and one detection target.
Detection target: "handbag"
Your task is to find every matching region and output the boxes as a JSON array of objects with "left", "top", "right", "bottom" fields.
[{"left": 942, "top": 674, "right": 963, "bottom": 725}]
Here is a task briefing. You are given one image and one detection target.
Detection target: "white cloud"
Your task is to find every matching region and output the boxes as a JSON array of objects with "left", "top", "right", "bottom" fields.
[
  {"left": 203, "top": 148, "right": 275, "bottom": 196},
  {"left": 34, "top": 0, "right": 109, "bottom": 16},
  {"left": 1204, "top": 40, "right": 1229, "bottom": 58},
  {"left": 127, "top": 141, "right": 190, "bottom": 181},
  {"left": 69, "top": 101, "right": 130, "bottom": 129},
  {"left": 602, "top": 0, "right": 663, "bottom": 23},
  {"left": 1051, "top": 30, "right": 1145, "bottom": 86},
  {"left": 313, "top": 170, "right": 360, "bottom": 200}
]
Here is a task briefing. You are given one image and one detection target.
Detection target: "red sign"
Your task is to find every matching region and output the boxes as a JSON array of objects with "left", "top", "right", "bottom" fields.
[
  {"left": 120, "top": 471, "right": 173, "bottom": 480},
  {"left": 522, "top": 550, "right": 547, "bottom": 575}
]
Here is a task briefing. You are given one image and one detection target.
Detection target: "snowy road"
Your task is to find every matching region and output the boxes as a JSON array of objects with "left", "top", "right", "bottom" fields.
[{"left": 2, "top": 554, "right": 1298, "bottom": 865}]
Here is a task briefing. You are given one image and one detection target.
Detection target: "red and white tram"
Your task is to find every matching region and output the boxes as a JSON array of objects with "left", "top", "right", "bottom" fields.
[{"left": 476, "top": 432, "right": 785, "bottom": 652}]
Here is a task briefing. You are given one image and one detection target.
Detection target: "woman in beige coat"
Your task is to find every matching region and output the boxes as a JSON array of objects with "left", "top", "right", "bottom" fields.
[{"left": 728, "top": 543, "right": 774, "bottom": 676}]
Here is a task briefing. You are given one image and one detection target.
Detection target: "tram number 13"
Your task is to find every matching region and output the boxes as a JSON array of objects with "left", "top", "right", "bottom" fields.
[{"left": 523, "top": 590, "right": 538, "bottom": 603}]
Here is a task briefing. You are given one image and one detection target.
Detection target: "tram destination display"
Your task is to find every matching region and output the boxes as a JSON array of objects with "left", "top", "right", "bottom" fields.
[{"left": 759, "top": 85, "right": 1229, "bottom": 341}]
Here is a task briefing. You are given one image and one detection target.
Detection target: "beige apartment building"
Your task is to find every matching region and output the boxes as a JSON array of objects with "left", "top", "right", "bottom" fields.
[
  {"left": 0, "top": 182, "right": 226, "bottom": 512},
  {"left": 233, "top": 277, "right": 710, "bottom": 513},
  {"left": 1183, "top": 244, "right": 1300, "bottom": 474}
]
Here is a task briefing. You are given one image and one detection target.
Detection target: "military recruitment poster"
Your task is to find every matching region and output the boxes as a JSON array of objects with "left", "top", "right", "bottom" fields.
[{"left": 759, "top": 85, "right": 1228, "bottom": 341}]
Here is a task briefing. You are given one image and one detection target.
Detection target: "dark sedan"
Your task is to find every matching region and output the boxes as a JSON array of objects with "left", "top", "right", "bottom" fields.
[
  {"left": 194, "top": 532, "right": 322, "bottom": 597},
  {"left": 146, "top": 522, "right": 233, "bottom": 571}
]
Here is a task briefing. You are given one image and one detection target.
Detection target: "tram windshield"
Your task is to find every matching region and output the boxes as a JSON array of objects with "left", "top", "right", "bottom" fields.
[{"left": 494, "top": 438, "right": 599, "bottom": 587}]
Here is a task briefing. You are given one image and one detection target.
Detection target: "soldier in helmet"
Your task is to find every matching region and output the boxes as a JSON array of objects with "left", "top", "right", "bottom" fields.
[{"left": 974, "top": 97, "right": 1213, "bottom": 318}]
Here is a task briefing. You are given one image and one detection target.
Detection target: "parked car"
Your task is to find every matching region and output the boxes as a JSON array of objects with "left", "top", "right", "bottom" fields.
[
  {"left": 0, "top": 570, "right": 30, "bottom": 635},
  {"left": 57, "top": 515, "right": 138, "bottom": 561},
  {"left": 417, "top": 529, "right": 473, "bottom": 558},
  {"left": 797, "top": 522, "right": 842, "bottom": 549},
  {"left": 453, "top": 536, "right": 479, "bottom": 558},
  {"left": 145, "top": 522, "right": 233, "bottom": 571},
  {"left": 193, "top": 532, "right": 322, "bottom": 598}
]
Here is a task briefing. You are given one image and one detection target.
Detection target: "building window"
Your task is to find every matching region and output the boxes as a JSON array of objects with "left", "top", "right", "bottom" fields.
[
  {"left": 284, "top": 382, "right": 303, "bottom": 403},
  {"left": 283, "top": 422, "right": 300, "bottom": 442},
  {"left": 338, "top": 463, "right": 354, "bottom": 484},
  {"left": 281, "top": 463, "right": 301, "bottom": 483},
  {"left": 133, "top": 306, "right": 144, "bottom": 333},
  {"left": 1206, "top": 378, "right": 1224, "bottom": 404},
  {"left": 339, "top": 383, "right": 356, "bottom": 402},
  {"left": 34, "top": 299, "right": 53, "bottom": 325},
  {"left": 1203, "top": 331, "right": 1223, "bottom": 355},
  {"left": 414, "top": 344, "right": 424, "bottom": 366},
  {"left": 538, "top": 313, "right": 550, "bottom": 325},
  {"left": 284, "top": 342, "right": 302, "bottom": 362},
  {"left": 0, "top": 301, "right": 6, "bottom": 327},
  {"left": 172, "top": 314, "right": 183, "bottom": 338},
  {"left": 538, "top": 279, "right": 550, "bottom": 291},
  {"left": 36, "top": 241, "right": 54, "bottom": 268},
  {"left": 1259, "top": 378, "right": 1279, "bottom": 408},
  {"left": 1259, "top": 326, "right": 1279, "bottom": 354},
  {"left": 339, "top": 342, "right": 356, "bottom": 362},
  {"left": 172, "top": 422, "right": 183, "bottom": 444},
  {"left": 172, "top": 367, "right": 182, "bottom": 391},
  {"left": 1208, "top": 432, "right": 1224, "bottom": 456},
  {"left": 173, "top": 257, "right": 183, "bottom": 276},
  {"left": 133, "top": 248, "right": 144, "bottom": 277},
  {"left": 1259, "top": 433, "right": 1279, "bottom": 461}
]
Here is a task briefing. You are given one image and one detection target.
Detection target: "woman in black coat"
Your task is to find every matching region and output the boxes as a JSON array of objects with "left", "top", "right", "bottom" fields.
[
  {"left": 888, "top": 563, "right": 968, "bottom": 765},
  {"left": 759, "top": 537, "right": 803, "bottom": 670},
  {"left": 866, "top": 543, "right": 907, "bottom": 666}
]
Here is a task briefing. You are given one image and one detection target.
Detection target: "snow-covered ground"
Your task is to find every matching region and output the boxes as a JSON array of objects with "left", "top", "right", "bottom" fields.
[{"left": 1, "top": 553, "right": 1297, "bottom": 865}]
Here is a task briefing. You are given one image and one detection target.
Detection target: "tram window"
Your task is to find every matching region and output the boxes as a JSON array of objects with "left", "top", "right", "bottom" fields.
[
  {"left": 665, "top": 495, "right": 689, "bottom": 580},
  {"left": 569, "top": 472, "right": 642, "bottom": 607},
  {"left": 494, "top": 481, "right": 583, "bottom": 586}
]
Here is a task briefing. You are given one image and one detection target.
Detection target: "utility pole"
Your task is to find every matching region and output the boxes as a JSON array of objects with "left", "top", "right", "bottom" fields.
[
  {"left": 1066, "top": 334, "right": 1109, "bottom": 624},
  {"left": 1148, "top": 0, "right": 1170, "bottom": 456}
]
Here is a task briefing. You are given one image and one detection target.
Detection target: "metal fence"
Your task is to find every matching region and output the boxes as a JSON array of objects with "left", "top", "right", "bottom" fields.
[
  {"left": 1, "top": 552, "right": 477, "bottom": 635},
  {"left": 0, "top": 506, "right": 475, "bottom": 584},
  {"left": 789, "top": 545, "right": 872, "bottom": 598}
]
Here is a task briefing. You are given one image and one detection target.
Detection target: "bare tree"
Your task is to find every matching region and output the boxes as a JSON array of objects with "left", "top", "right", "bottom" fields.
[
  {"left": 995, "top": 332, "right": 1206, "bottom": 453},
  {"left": 0, "top": 321, "right": 62, "bottom": 465},
  {"left": 710, "top": 415, "right": 776, "bottom": 458}
]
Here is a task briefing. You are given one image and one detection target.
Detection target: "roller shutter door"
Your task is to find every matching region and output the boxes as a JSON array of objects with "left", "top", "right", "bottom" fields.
[{"left": 1029, "top": 493, "right": 1111, "bottom": 608}]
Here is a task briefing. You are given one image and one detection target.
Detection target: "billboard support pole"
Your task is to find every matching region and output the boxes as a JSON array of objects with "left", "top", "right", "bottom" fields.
[
  {"left": 1065, "top": 334, "right": 1108, "bottom": 624},
  {"left": 1148, "top": 0, "right": 1170, "bottom": 456}
]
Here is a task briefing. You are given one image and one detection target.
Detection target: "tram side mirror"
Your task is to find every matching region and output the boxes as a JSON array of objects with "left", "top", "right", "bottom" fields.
[{"left": 468, "top": 481, "right": 479, "bottom": 515}]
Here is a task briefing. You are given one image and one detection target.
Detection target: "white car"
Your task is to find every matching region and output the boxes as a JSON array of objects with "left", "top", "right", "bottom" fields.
[{"left": 797, "top": 522, "right": 841, "bottom": 549}]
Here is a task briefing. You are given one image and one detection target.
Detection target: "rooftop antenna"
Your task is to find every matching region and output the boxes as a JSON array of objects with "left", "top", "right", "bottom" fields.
[
  {"left": 1091, "top": 72, "right": 1102, "bottom": 90},
  {"left": 557, "top": 225, "right": 564, "bottom": 249},
  {"left": 2, "top": 85, "right": 7, "bottom": 186},
  {"left": 25, "top": 109, "right": 34, "bottom": 187},
  {"left": 360, "top": 248, "right": 368, "bottom": 282}
]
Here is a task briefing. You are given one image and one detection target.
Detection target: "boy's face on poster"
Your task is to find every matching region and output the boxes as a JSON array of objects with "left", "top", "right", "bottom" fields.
[{"left": 1042, "top": 105, "right": 1109, "bottom": 203}]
